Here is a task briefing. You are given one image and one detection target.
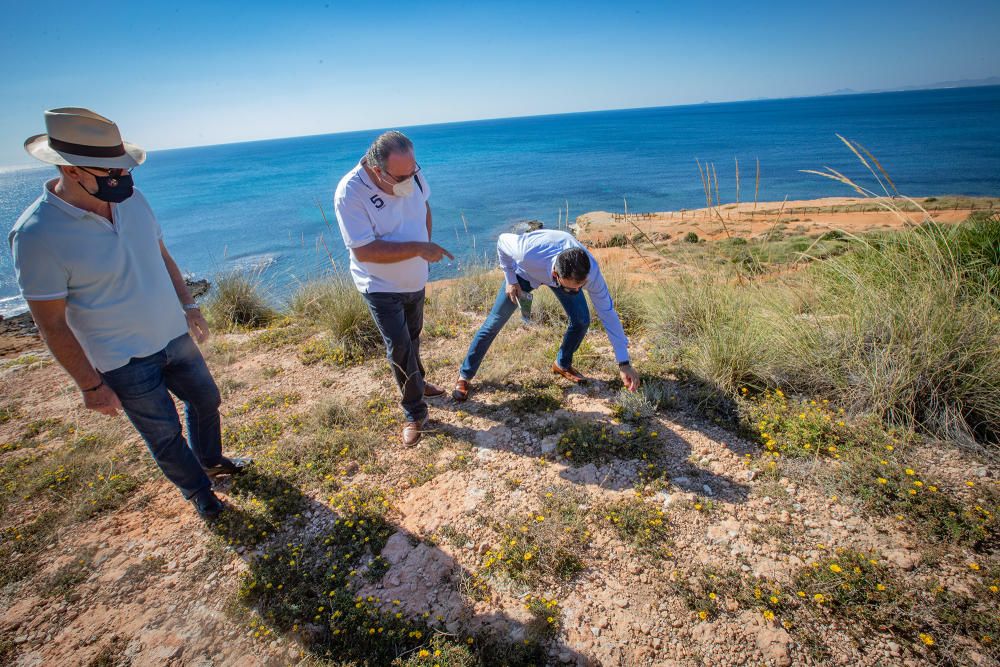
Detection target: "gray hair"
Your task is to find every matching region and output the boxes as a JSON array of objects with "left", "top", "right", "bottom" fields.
[{"left": 364, "top": 131, "right": 413, "bottom": 170}]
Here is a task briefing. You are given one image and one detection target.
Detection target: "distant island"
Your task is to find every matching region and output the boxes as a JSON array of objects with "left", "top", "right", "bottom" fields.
[{"left": 819, "top": 76, "right": 1000, "bottom": 97}]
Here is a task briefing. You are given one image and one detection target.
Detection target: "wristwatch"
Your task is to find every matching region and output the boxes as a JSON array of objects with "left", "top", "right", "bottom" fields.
[
  {"left": 183, "top": 303, "right": 201, "bottom": 311},
  {"left": 618, "top": 361, "right": 631, "bottom": 368}
]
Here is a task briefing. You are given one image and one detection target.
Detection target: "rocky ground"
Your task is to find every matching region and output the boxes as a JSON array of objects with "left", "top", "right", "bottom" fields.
[
  {"left": 1, "top": 307, "right": 996, "bottom": 666},
  {"left": 1, "top": 199, "right": 998, "bottom": 666}
]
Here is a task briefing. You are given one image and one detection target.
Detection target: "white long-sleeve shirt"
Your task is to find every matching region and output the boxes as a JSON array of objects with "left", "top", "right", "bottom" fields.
[{"left": 496, "top": 229, "right": 630, "bottom": 363}]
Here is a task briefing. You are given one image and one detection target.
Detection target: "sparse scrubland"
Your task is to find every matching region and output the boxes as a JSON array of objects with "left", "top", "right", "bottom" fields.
[{"left": 1, "top": 149, "right": 998, "bottom": 665}]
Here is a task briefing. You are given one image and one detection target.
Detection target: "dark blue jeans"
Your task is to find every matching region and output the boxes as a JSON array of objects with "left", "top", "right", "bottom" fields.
[
  {"left": 362, "top": 289, "right": 428, "bottom": 424},
  {"left": 459, "top": 275, "right": 591, "bottom": 380},
  {"left": 100, "top": 333, "right": 221, "bottom": 500}
]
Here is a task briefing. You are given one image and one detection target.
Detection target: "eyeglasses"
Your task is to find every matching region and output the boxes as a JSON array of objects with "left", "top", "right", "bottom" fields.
[
  {"left": 553, "top": 275, "right": 583, "bottom": 294},
  {"left": 80, "top": 167, "right": 133, "bottom": 178},
  {"left": 380, "top": 162, "right": 421, "bottom": 184}
]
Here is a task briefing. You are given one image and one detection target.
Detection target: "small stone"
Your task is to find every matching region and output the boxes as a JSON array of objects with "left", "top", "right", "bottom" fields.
[
  {"left": 756, "top": 624, "right": 792, "bottom": 667},
  {"left": 884, "top": 548, "right": 920, "bottom": 571}
]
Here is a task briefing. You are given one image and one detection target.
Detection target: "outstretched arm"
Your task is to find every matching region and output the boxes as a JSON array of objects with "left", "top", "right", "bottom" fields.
[
  {"left": 353, "top": 240, "right": 453, "bottom": 264},
  {"left": 584, "top": 260, "right": 640, "bottom": 391}
]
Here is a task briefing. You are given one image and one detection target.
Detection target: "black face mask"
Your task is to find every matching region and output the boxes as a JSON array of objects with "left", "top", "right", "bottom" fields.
[{"left": 80, "top": 168, "right": 134, "bottom": 203}]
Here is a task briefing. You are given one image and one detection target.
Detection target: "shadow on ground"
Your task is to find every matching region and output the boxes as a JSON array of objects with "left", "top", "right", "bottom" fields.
[
  {"left": 431, "top": 376, "right": 752, "bottom": 503},
  {"left": 208, "top": 469, "right": 590, "bottom": 666}
]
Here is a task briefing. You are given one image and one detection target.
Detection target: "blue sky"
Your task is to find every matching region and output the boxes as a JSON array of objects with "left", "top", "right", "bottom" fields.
[{"left": 1, "top": 0, "right": 998, "bottom": 166}]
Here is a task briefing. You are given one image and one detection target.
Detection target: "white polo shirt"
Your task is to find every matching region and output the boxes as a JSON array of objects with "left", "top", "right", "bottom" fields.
[
  {"left": 9, "top": 181, "right": 188, "bottom": 372},
  {"left": 334, "top": 161, "right": 431, "bottom": 293}
]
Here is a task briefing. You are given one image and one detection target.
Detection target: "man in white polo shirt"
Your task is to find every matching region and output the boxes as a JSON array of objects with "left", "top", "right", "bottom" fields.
[
  {"left": 335, "top": 131, "right": 453, "bottom": 446},
  {"left": 9, "top": 108, "right": 249, "bottom": 520}
]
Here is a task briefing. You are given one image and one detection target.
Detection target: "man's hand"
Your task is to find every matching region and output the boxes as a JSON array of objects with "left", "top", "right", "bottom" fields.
[
  {"left": 506, "top": 282, "right": 524, "bottom": 304},
  {"left": 83, "top": 383, "right": 122, "bottom": 417},
  {"left": 186, "top": 307, "right": 211, "bottom": 344},
  {"left": 418, "top": 242, "right": 455, "bottom": 263},
  {"left": 620, "top": 363, "right": 641, "bottom": 392}
]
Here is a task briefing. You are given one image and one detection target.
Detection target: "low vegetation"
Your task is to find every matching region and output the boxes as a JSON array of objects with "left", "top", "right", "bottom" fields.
[
  {"left": 651, "top": 212, "right": 1000, "bottom": 447},
  {"left": 2, "top": 142, "right": 996, "bottom": 665},
  {"left": 204, "top": 270, "right": 276, "bottom": 330}
]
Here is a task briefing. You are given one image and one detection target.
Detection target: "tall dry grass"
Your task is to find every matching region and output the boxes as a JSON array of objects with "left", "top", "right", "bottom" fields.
[
  {"left": 204, "top": 269, "right": 275, "bottom": 330},
  {"left": 649, "top": 141, "right": 1000, "bottom": 447},
  {"left": 289, "top": 275, "right": 382, "bottom": 356}
]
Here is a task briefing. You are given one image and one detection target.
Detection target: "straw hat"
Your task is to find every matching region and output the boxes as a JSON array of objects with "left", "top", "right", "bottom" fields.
[{"left": 24, "top": 107, "right": 145, "bottom": 168}]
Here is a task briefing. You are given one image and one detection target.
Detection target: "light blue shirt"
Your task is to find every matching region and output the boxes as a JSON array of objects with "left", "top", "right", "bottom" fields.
[
  {"left": 496, "top": 229, "right": 630, "bottom": 363},
  {"left": 9, "top": 181, "right": 188, "bottom": 372}
]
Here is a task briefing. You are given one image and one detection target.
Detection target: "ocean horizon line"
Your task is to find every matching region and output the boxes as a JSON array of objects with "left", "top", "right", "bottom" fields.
[{"left": 4, "top": 82, "right": 999, "bottom": 171}]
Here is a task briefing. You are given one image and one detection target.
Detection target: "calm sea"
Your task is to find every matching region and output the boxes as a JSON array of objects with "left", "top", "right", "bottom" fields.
[{"left": 2, "top": 85, "right": 999, "bottom": 315}]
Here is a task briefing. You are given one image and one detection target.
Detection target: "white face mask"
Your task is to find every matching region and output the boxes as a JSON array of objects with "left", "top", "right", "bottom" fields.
[{"left": 391, "top": 176, "right": 415, "bottom": 197}]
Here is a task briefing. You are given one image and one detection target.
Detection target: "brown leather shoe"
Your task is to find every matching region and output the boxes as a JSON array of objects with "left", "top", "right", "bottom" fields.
[
  {"left": 452, "top": 378, "right": 471, "bottom": 402},
  {"left": 401, "top": 418, "right": 427, "bottom": 447},
  {"left": 424, "top": 382, "right": 445, "bottom": 398},
  {"left": 552, "top": 363, "right": 587, "bottom": 384}
]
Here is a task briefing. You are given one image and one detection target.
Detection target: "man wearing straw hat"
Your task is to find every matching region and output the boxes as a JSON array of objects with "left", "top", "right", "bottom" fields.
[
  {"left": 334, "top": 131, "right": 453, "bottom": 447},
  {"left": 9, "top": 108, "right": 250, "bottom": 520}
]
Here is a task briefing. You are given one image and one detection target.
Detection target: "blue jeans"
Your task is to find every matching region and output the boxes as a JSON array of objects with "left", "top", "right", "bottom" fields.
[
  {"left": 459, "top": 275, "right": 591, "bottom": 380},
  {"left": 101, "top": 333, "right": 221, "bottom": 500},
  {"left": 362, "top": 289, "right": 428, "bottom": 424}
]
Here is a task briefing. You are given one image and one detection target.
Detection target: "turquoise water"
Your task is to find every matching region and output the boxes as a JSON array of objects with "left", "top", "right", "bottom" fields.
[{"left": 2, "top": 85, "right": 999, "bottom": 315}]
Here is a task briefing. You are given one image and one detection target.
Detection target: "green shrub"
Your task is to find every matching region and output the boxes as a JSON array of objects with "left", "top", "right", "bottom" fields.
[
  {"left": 523, "top": 595, "right": 563, "bottom": 640},
  {"left": 290, "top": 276, "right": 381, "bottom": 358},
  {"left": 205, "top": 270, "right": 275, "bottom": 330},
  {"left": 602, "top": 233, "right": 629, "bottom": 248},
  {"left": 684, "top": 232, "right": 700, "bottom": 243},
  {"left": 482, "top": 492, "right": 589, "bottom": 585},
  {"left": 793, "top": 549, "right": 909, "bottom": 633},
  {"left": 649, "top": 215, "right": 1000, "bottom": 445},
  {"left": 834, "top": 448, "right": 997, "bottom": 548},
  {"left": 554, "top": 419, "right": 660, "bottom": 465},
  {"left": 602, "top": 497, "right": 670, "bottom": 556},
  {"left": 600, "top": 266, "right": 648, "bottom": 335},
  {"left": 648, "top": 278, "right": 780, "bottom": 393},
  {"left": 745, "top": 390, "right": 852, "bottom": 458}
]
